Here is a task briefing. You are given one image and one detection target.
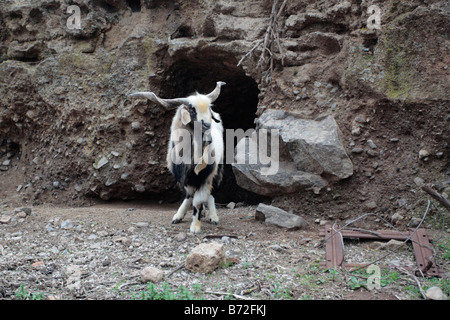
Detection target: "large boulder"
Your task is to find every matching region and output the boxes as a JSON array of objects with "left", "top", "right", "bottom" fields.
[{"left": 232, "top": 109, "right": 353, "bottom": 196}]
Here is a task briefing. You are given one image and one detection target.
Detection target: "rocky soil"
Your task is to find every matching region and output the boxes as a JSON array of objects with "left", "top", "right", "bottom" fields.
[{"left": 0, "top": 202, "right": 449, "bottom": 300}]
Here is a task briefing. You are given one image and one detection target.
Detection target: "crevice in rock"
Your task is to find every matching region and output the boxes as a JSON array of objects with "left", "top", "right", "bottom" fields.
[{"left": 126, "top": 0, "right": 142, "bottom": 12}]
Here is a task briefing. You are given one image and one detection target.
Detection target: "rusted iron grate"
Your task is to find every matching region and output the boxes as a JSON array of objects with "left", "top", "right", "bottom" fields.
[{"left": 320, "top": 224, "right": 441, "bottom": 277}]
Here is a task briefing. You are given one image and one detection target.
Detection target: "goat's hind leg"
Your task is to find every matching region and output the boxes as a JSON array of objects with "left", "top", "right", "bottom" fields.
[{"left": 207, "top": 195, "right": 219, "bottom": 225}]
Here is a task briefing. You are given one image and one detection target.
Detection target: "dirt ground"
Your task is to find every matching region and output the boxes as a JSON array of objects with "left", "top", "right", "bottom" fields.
[{"left": 1, "top": 200, "right": 448, "bottom": 300}]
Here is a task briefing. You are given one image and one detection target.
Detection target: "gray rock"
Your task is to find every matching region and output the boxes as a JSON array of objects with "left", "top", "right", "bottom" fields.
[
  {"left": 255, "top": 203, "right": 307, "bottom": 229},
  {"left": 93, "top": 156, "right": 109, "bottom": 169},
  {"left": 367, "top": 139, "right": 377, "bottom": 149},
  {"left": 232, "top": 110, "right": 352, "bottom": 196},
  {"left": 414, "top": 177, "right": 424, "bottom": 187},
  {"left": 60, "top": 219, "right": 74, "bottom": 229}
]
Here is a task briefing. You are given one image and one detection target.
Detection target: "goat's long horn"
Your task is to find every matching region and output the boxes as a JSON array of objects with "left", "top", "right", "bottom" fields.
[
  {"left": 129, "top": 91, "right": 190, "bottom": 110},
  {"left": 206, "top": 81, "right": 226, "bottom": 102}
]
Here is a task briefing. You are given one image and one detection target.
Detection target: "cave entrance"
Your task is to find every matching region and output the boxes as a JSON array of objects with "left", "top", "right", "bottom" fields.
[{"left": 159, "top": 51, "right": 265, "bottom": 204}]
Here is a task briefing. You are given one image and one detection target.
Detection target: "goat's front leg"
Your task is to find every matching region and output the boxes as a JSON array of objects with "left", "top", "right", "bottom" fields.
[
  {"left": 172, "top": 196, "right": 192, "bottom": 224},
  {"left": 190, "top": 186, "right": 210, "bottom": 233},
  {"left": 172, "top": 187, "right": 194, "bottom": 224}
]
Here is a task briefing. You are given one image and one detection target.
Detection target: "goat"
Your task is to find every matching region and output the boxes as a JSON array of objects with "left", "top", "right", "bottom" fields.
[{"left": 130, "top": 81, "right": 225, "bottom": 233}]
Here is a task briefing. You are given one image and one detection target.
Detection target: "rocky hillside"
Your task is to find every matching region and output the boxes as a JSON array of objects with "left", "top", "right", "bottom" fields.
[{"left": 0, "top": 0, "right": 449, "bottom": 224}]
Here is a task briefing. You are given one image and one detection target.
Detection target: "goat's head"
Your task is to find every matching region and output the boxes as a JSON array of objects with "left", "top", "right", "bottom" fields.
[{"left": 130, "top": 81, "right": 226, "bottom": 126}]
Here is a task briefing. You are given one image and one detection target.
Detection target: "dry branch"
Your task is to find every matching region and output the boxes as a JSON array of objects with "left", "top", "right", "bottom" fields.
[
  {"left": 237, "top": 0, "right": 288, "bottom": 80},
  {"left": 421, "top": 185, "right": 450, "bottom": 211}
]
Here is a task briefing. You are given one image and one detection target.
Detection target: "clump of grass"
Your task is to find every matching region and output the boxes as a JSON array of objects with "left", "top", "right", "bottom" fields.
[
  {"left": 132, "top": 282, "right": 203, "bottom": 300},
  {"left": 14, "top": 285, "right": 45, "bottom": 300}
]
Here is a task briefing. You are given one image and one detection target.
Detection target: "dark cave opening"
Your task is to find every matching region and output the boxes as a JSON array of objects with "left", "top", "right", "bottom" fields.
[{"left": 159, "top": 52, "right": 266, "bottom": 204}]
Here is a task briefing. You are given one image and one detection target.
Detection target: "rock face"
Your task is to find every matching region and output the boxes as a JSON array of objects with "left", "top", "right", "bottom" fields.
[
  {"left": 185, "top": 242, "right": 226, "bottom": 274},
  {"left": 0, "top": 0, "right": 448, "bottom": 211},
  {"left": 255, "top": 203, "right": 307, "bottom": 229},
  {"left": 232, "top": 109, "right": 353, "bottom": 195}
]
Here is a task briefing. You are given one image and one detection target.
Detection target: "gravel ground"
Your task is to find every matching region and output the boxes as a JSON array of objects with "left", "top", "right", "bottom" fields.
[{"left": 0, "top": 202, "right": 448, "bottom": 300}]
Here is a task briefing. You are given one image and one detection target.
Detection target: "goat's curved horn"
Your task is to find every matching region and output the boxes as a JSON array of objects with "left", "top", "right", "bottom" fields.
[
  {"left": 206, "top": 81, "right": 226, "bottom": 102},
  {"left": 129, "top": 91, "right": 190, "bottom": 110}
]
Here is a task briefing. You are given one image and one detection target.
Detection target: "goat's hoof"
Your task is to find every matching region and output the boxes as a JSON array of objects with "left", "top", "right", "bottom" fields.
[
  {"left": 210, "top": 219, "right": 219, "bottom": 226},
  {"left": 172, "top": 219, "right": 182, "bottom": 224}
]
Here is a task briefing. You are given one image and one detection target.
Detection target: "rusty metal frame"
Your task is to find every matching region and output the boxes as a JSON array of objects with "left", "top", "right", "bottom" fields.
[{"left": 320, "top": 224, "right": 441, "bottom": 277}]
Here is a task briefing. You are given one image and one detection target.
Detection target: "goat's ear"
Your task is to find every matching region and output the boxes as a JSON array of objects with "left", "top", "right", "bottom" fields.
[{"left": 180, "top": 108, "right": 191, "bottom": 125}]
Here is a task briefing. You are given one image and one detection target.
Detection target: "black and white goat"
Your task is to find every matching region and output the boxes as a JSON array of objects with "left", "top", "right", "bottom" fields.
[{"left": 130, "top": 82, "right": 225, "bottom": 233}]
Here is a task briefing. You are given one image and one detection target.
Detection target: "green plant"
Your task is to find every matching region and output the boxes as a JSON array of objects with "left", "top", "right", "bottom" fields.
[
  {"left": 133, "top": 282, "right": 203, "bottom": 300},
  {"left": 14, "top": 285, "right": 45, "bottom": 300},
  {"left": 271, "top": 282, "right": 293, "bottom": 300}
]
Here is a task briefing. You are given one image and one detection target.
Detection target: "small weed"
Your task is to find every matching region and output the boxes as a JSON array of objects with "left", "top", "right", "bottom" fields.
[
  {"left": 271, "top": 282, "right": 293, "bottom": 300},
  {"left": 132, "top": 282, "right": 203, "bottom": 300},
  {"left": 14, "top": 285, "right": 45, "bottom": 300}
]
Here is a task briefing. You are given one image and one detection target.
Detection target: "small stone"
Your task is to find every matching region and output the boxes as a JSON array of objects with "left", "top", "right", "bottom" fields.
[
  {"left": 398, "top": 198, "right": 407, "bottom": 208},
  {"left": 367, "top": 139, "right": 377, "bottom": 149},
  {"left": 378, "top": 239, "right": 406, "bottom": 252},
  {"left": 436, "top": 152, "right": 443, "bottom": 159},
  {"left": 16, "top": 211, "right": 27, "bottom": 218},
  {"left": 134, "top": 185, "right": 146, "bottom": 193},
  {"left": 140, "top": 266, "right": 164, "bottom": 283},
  {"left": 131, "top": 122, "right": 141, "bottom": 130},
  {"left": 133, "top": 222, "right": 149, "bottom": 228},
  {"left": 115, "top": 236, "right": 132, "bottom": 246},
  {"left": 365, "top": 201, "right": 377, "bottom": 210},
  {"left": 226, "top": 202, "right": 236, "bottom": 209},
  {"left": 102, "top": 258, "right": 111, "bottom": 267},
  {"left": 93, "top": 156, "right": 109, "bottom": 169},
  {"left": 174, "top": 232, "right": 187, "bottom": 242},
  {"left": 351, "top": 127, "right": 361, "bottom": 136},
  {"left": 419, "top": 149, "right": 430, "bottom": 160},
  {"left": 414, "top": 177, "right": 424, "bottom": 187},
  {"left": 0, "top": 215, "right": 12, "bottom": 224},
  {"left": 270, "top": 245, "right": 283, "bottom": 252},
  {"left": 391, "top": 212, "right": 404, "bottom": 224},
  {"left": 60, "top": 219, "right": 73, "bottom": 229},
  {"left": 53, "top": 181, "right": 60, "bottom": 189},
  {"left": 351, "top": 147, "right": 364, "bottom": 154},
  {"left": 425, "top": 286, "right": 447, "bottom": 300},
  {"left": 366, "top": 149, "right": 378, "bottom": 157},
  {"left": 409, "top": 217, "right": 422, "bottom": 228},
  {"left": 2, "top": 159, "right": 11, "bottom": 166}
]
